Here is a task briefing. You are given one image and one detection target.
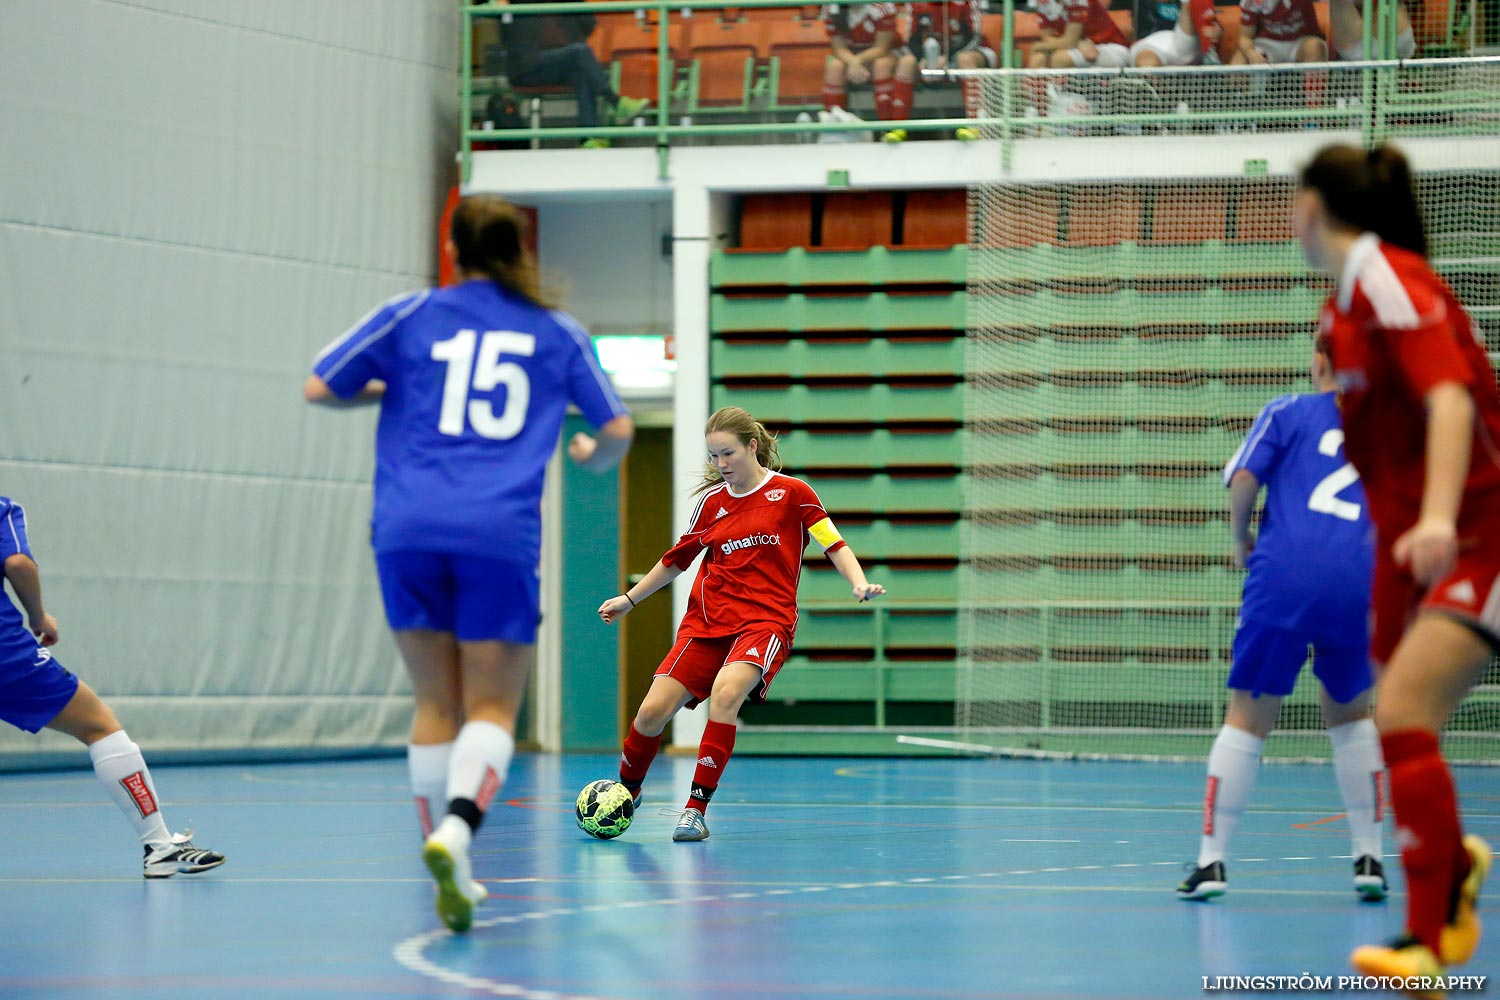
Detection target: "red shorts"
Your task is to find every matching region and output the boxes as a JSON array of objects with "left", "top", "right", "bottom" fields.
[
  {"left": 1372, "top": 541, "right": 1500, "bottom": 665},
  {"left": 655, "top": 630, "right": 791, "bottom": 708}
]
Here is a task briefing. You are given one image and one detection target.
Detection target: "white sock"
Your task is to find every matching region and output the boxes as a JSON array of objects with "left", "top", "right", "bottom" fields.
[
  {"left": 1197, "top": 725, "right": 1264, "bottom": 867},
  {"left": 446, "top": 721, "right": 515, "bottom": 822},
  {"left": 408, "top": 741, "right": 453, "bottom": 838},
  {"left": 89, "top": 730, "right": 172, "bottom": 851},
  {"left": 1329, "top": 718, "right": 1385, "bottom": 859}
]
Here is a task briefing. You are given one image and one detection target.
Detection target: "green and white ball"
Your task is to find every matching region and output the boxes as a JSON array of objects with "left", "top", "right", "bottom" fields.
[{"left": 575, "top": 779, "right": 634, "bottom": 840}]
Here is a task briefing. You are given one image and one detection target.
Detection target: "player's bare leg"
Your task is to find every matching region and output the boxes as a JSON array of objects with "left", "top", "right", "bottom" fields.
[
  {"left": 674, "top": 662, "right": 760, "bottom": 842},
  {"left": 1318, "top": 686, "right": 1387, "bottom": 899},
  {"left": 48, "top": 682, "right": 225, "bottom": 878},
  {"left": 396, "top": 629, "right": 462, "bottom": 837},
  {"left": 1178, "top": 691, "right": 1280, "bottom": 899},
  {"left": 621, "top": 675, "right": 694, "bottom": 808}
]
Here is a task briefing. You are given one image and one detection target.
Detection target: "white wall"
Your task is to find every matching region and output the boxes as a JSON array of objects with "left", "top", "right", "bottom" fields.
[
  {"left": 0, "top": 0, "right": 460, "bottom": 760},
  {"left": 534, "top": 199, "right": 676, "bottom": 336}
]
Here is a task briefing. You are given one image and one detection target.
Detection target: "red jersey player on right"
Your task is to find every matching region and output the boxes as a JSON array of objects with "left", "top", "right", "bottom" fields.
[
  {"left": 598, "top": 406, "right": 885, "bottom": 842},
  {"left": 1297, "top": 142, "right": 1498, "bottom": 982}
]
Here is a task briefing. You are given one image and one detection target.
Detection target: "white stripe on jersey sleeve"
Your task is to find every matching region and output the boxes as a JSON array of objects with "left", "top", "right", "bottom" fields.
[
  {"left": 313, "top": 289, "right": 431, "bottom": 377},
  {"left": 2, "top": 502, "right": 27, "bottom": 558},
  {"left": 1222, "top": 395, "right": 1297, "bottom": 486},
  {"left": 683, "top": 482, "right": 728, "bottom": 536},
  {"left": 1360, "top": 251, "right": 1446, "bottom": 330},
  {"left": 551, "top": 310, "right": 629, "bottom": 419}
]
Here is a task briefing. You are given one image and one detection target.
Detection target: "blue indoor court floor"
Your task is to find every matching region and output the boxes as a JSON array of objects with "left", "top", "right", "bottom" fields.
[{"left": 1, "top": 753, "right": 1495, "bottom": 1000}]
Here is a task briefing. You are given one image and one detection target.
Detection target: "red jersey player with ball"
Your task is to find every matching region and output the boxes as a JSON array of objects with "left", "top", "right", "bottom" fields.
[
  {"left": 1297, "top": 143, "right": 1499, "bottom": 983},
  {"left": 598, "top": 407, "right": 885, "bottom": 841}
]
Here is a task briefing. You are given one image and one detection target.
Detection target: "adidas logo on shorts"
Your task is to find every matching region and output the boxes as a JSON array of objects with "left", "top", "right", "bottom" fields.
[{"left": 1445, "top": 579, "right": 1478, "bottom": 606}]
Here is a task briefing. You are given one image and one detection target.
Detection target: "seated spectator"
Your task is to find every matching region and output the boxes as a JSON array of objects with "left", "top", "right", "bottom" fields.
[
  {"left": 1131, "top": 0, "right": 1223, "bottom": 66},
  {"left": 885, "top": 1, "right": 991, "bottom": 141},
  {"left": 1028, "top": 0, "right": 1133, "bottom": 69},
  {"left": 496, "top": 0, "right": 649, "bottom": 147},
  {"left": 1329, "top": 0, "right": 1416, "bottom": 59},
  {"left": 1230, "top": 0, "right": 1327, "bottom": 65},
  {"left": 823, "top": 3, "right": 914, "bottom": 129},
  {"left": 909, "top": 0, "right": 997, "bottom": 70}
]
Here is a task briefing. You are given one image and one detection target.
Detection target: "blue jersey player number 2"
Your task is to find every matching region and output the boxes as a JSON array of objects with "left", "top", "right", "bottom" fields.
[{"left": 1178, "top": 349, "right": 1387, "bottom": 905}]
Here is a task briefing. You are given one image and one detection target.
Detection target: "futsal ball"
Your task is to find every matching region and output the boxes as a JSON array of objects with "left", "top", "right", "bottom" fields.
[{"left": 575, "top": 779, "right": 634, "bottom": 840}]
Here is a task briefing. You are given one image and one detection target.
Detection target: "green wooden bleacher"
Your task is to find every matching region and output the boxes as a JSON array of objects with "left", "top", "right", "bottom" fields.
[
  {"left": 714, "top": 190, "right": 966, "bottom": 750},
  {"left": 717, "top": 176, "right": 1499, "bottom": 753}
]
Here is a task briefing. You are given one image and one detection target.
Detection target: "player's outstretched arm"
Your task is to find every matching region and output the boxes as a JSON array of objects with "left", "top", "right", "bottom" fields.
[
  {"left": 3, "top": 554, "right": 58, "bottom": 646},
  {"left": 303, "top": 374, "right": 386, "bottom": 408},
  {"left": 599, "top": 559, "right": 685, "bottom": 624},
  {"left": 569, "top": 414, "right": 635, "bottom": 472},
  {"left": 827, "top": 546, "right": 885, "bottom": 602}
]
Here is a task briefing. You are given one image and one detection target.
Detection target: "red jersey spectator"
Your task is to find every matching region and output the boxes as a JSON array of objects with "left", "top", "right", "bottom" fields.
[
  {"left": 1233, "top": 0, "right": 1326, "bottom": 63},
  {"left": 822, "top": 3, "right": 914, "bottom": 124},
  {"left": 1029, "top": 0, "right": 1132, "bottom": 69}
]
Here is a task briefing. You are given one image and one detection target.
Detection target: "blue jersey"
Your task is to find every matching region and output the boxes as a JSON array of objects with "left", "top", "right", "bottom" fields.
[
  {"left": 313, "top": 280, "right": 628, "bottom": 564},
  {"left": 0, "top": 498, "right": 35, "bottom": 638},
  {"left": 1221, "top": 392, "right": 1374, "bottom": 638}
]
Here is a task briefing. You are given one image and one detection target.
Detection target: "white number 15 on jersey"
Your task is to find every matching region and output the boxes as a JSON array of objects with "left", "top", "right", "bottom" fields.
[{"left": 431, "top": 329, "right": 536, "bottom": 439}]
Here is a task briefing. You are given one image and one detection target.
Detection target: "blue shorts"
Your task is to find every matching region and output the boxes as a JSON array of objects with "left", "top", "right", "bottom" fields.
[
  {"left": 1228, "top": 618, "right": 1373, "bottom": 704},
  {"left": 375, "top": 550, "right": 540, "bottom": 644},
  {"left": 0, "top": 638, "right": 81, "bottom": 733}
]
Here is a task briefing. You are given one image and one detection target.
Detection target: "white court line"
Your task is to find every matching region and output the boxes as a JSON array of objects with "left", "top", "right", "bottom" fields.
[{"left": 391, "top": 852, "right": 1383, "bottom": 998}]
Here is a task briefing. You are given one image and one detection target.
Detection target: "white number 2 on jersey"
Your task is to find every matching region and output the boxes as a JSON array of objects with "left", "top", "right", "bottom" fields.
[
  {"left": 1307, "top": 429, "right": 1362, "bottom": 521},
  {"left": 430, "top": 330, "right": 536, "bottom": 439}
]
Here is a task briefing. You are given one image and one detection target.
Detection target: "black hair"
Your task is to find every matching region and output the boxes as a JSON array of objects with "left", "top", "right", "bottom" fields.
[
  {"left": 1299, "top": 143, "right": 1428, "bottom": 258},
  {"left": 450, "top": 194, "right": 555, "bottom": 308}
]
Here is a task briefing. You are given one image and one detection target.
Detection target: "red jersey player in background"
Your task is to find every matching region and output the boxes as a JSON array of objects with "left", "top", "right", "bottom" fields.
[
  {"left": 598, "top": 407, "right": 885, "bottom": 842},
  {"left": 1297, "top": 142, "right": 1498, "bottom": 981},
  {"left": 1027, "top": 0, "right": 1132, "bottom": 69},
  {"left": 1131, "top": 0, "right": 1222, "bottom": 67},
  {"left": 822, "top": 3, "right": 915, "bottom": 129},
  {"left": 1231, "top": 0, "right": 1326, "bottom": 65},
  {"left": 882, "top": 1, "right": 992, "bottom": 143}
]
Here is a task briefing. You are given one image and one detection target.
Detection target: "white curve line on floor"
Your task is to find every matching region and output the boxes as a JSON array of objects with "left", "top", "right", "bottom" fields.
[{"left": 391, "top": 852, "right": 1379, "bottom": 998}]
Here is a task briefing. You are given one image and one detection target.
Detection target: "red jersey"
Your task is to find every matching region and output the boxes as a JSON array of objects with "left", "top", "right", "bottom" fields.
[
  {"left": 1239, "top": 0, "right": 1323, "bottom": 42},
  {"left": 909, "top": 1, "right": 983, "bottom": 51},
  {"left": 1321, "top": 233, "right": 1500, "bottom": 542},
  {"left": 1036, "top": 0, "right": 1130, "bottom": 46},
  {"left": 662, "top": 471, "right": 847, "bottom": 641},
  {"left": 825, "top": 3, "right": 903, "bottom": 52}
]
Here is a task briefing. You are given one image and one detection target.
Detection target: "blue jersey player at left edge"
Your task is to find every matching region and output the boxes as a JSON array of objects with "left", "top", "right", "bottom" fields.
[
  {"left": 1177, "top": 347, "right": 1387, "bottom": 904},
  {"left": 305, "top": 194, "right": 634, "bottom": 933},
  {"left": 0, "top": 498, "right": 226, "bottom": 877}
]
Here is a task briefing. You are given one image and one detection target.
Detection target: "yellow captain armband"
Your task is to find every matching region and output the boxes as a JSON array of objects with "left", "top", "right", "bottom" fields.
[{"left": 808, "top": 517, "right": 844, "bottom": 553}]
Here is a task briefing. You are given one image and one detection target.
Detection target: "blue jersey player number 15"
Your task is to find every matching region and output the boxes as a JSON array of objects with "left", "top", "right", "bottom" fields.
[
  {"left": 305, "top": 194, "right": 633, "bottom": 935},
  {"left": 431, "top": 329, "right": 536, "bottom": 439}
]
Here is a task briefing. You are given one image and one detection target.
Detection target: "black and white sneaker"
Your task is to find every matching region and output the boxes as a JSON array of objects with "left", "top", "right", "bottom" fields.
[
  {"left": 1354, "top": 855, "right": 1389, "bottom": 902},
  {"left": 144, "top": 833, "right": 226, "bottom": 879},
  {"left": 1176, "top": 861, "right": 1226, "bottom": 900}
]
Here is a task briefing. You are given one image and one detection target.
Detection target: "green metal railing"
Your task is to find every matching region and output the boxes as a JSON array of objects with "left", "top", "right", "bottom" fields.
[{"left": 460, "top": 0, "right": 1493, "bottom": 180}]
